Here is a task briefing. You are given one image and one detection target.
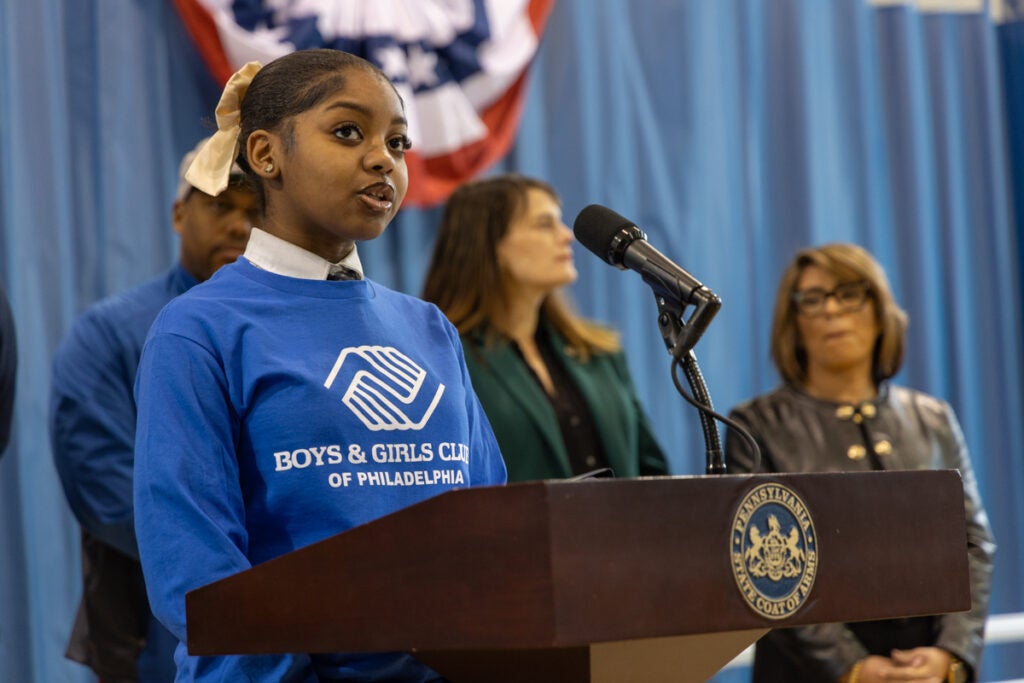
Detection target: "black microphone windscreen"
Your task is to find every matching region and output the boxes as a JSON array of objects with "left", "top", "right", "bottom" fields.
[{"left": 572, "top": 204, "right": 636, "bottom": 262}]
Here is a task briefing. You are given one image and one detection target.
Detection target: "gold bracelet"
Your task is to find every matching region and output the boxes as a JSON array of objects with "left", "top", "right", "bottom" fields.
[
  {"left": 947, "top": 654, "right": 966, "bottom": 683},
  {"left": 842, "top": 661, "right": 863, "bottom": 683}
]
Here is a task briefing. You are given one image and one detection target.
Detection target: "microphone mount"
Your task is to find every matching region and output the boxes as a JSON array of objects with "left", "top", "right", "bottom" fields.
[{"left": 655, "top": 291, "right": 721, "bottom": 361}]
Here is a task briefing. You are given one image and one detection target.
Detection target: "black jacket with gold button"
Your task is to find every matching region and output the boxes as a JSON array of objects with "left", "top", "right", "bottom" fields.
[{"left": 726, "top": 383, "right": 995, "bottom": 682}]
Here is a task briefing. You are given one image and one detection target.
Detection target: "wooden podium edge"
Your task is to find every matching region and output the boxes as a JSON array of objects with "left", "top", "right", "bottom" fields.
[
  {"left": 590, "top": 629, "right": 768, "bottom": 683},
  {"left": 412, "top": 628, "right": 768, "bottom": 683}
]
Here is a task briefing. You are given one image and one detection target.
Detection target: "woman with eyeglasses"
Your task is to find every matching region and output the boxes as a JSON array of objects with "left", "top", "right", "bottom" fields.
[{"left": 725, "top": 243, "right": 994, "bottom": 683}]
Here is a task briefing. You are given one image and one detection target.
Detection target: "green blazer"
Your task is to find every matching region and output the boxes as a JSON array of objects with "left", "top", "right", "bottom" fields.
[{"left": 462, "top": 325, "right": 669, "bottom": 482}]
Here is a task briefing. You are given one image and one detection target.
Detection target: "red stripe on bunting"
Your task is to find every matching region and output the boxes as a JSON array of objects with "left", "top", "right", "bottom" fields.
[
  {"left": 173, "top": 0, "right": 235, "bottom": 85},
  {"left": 528, "top": 0, "right": 556, "bottom": 33}
]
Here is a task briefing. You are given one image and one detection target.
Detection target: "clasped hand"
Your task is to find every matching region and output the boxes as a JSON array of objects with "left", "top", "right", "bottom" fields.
[{"left": 852, "top": 647, "right": 953, "bottom": 682}]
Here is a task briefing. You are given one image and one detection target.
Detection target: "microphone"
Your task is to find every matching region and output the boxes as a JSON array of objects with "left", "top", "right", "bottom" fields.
[
  {"left": 574, "top": 204, "right": 733, "bottom": 474},
  {"left": 573, "top": 204, "right": 714, "bottom": 306}
]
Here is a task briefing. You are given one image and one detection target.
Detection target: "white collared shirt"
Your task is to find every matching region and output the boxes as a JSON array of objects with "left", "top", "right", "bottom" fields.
[{"left": 242, "top": 227, "right": 364, "bottom": 280}]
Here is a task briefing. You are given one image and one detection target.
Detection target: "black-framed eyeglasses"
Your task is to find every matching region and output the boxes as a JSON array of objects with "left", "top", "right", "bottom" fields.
[{"left": 791, "top": 281, "right": 871, "bottom": 316}]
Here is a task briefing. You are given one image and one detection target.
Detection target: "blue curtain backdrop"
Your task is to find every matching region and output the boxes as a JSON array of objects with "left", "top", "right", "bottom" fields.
[{"left": 1, "top": 0, "right": 1022, "bottom": 681}]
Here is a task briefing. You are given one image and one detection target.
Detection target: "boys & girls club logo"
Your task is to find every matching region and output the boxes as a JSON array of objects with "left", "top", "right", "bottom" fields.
[{"left": 324, "top": 345, "right": 445, "bottom": 431}]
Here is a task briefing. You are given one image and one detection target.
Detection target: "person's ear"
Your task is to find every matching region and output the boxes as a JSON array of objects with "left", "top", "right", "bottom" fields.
[
  {"left": 172, "top": 199, "right": 186, "bottom": 237},
  {"left": 248, "top": 130, "right": 278, "bottom": 179}
]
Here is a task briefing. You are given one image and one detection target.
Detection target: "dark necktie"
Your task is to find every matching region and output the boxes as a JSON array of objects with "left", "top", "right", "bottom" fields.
[{"left": 326, "top": 265, "right": 360, "bottom": 281}]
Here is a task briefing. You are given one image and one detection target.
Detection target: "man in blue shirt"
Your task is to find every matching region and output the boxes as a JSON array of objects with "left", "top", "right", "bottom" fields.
[{"left": 50, "top": 139, "right": 259, "bottom": 682}]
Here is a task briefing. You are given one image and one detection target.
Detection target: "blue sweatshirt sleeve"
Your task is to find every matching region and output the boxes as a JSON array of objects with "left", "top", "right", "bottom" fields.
[
  {"left": 133, "top": 329, "right": 315, "bottom": 682},
  {"left": 50, "top": 309, "right": 139, "bottom": 557}
]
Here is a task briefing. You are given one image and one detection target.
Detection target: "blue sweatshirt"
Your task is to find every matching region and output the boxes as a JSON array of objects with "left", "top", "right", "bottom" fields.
[{"left": 134, "top": 258, "right": 506, "bottom": 682}]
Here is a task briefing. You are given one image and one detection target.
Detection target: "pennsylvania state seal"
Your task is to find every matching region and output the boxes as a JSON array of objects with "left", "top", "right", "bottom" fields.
[{"left": 731, "top": 482, "right": 817, "bottom": 620}]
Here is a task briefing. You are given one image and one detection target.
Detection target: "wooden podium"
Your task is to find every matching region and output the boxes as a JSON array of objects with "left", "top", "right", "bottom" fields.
[{"left": 186, "top": 471, "right": 970, "bottom": 682}]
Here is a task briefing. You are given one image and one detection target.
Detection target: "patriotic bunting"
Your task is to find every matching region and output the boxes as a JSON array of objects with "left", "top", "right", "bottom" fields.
[{"left": 173, "top": 0, "right": 555, "bottom": 206}]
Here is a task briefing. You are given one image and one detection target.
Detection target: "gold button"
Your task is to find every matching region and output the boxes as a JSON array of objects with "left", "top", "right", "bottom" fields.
[
  {"left": 860, "top": 404, "right": 877, "bottom": 419},
  {"left": 874, "top": 440, "right": 892, "bottom": 456},
  {"left": 853, "top": 413, "right": 863, "bottom": 424},
  {"left": 847, "top": 445, "right": 867, "bottom": 461},
  {"left": 835, "top": 405, "right": 855, "bottom": 420}
]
